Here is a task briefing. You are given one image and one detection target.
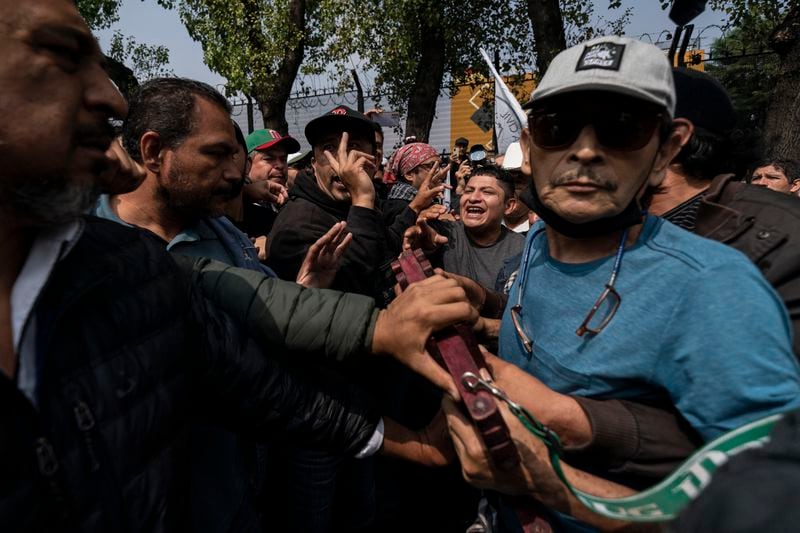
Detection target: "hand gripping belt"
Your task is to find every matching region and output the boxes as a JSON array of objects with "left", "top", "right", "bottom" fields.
[{"left": 391, "top": 249, "right": 518, "bottom": 468}]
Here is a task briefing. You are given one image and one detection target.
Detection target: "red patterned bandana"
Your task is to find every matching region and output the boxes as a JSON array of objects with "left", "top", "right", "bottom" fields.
[{"left": 383, "top": 142, "right": 438, "bottom": 184}]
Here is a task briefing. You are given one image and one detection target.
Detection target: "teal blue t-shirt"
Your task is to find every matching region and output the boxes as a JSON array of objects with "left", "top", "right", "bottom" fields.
[
  {"left": 499, "top": 215, "right": 800, "bottom": 442},
  {"left": 92, "top": 194, "right": 274, "bottom": 275}
]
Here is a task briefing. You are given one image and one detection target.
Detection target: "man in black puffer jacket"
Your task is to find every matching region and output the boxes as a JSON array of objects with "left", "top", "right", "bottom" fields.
[
  {"left": 2, "top": 218, "right": 383, "bottom": 532},
  {"left": 0, "top": 2, "right": 472, "bottom": 531},
  {"left": 268, "top": 106, "right": 420, "bottom": 300}
]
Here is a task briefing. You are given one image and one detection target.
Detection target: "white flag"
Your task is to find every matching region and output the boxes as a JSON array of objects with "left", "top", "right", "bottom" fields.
[{"left": 479, "top": 48, "right": 527, "bottom": 155}]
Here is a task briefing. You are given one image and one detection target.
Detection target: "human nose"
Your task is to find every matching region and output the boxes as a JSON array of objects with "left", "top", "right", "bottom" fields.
[
  {"left": 84, "top": 63, "right": 128, "bottom": 121},
  {"left": 223, "top": 158, "right": 243, "bottom": 182},
  {"left": 568, "top": 125, "right": 603, "bottom": 166}
]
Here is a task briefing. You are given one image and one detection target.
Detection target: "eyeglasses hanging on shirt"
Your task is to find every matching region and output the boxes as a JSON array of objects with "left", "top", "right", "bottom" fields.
[{"left": 510, "top": 227, "right": 630, "bottom": 354}]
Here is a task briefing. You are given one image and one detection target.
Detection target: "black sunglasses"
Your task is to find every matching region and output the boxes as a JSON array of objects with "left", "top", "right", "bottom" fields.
[{"left": 529, "top": 108, "right": 664, "bottom": 152}]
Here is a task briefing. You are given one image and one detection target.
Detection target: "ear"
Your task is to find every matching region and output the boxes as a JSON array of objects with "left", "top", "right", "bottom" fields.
[
  {"left": 504, "top": 196, "right": 518, "bottom": 217},
  {"left": 791, "top": 179, "right": 800, "bottom": 194},
  {"left": 519, "top": 128, "right": 532, "bottom": 177},
  {"left": 649, "top": 118, "right": 693, "bottom": 187},
  {"left": 140, "top": 131, "right": 164, "bottom": 174}
]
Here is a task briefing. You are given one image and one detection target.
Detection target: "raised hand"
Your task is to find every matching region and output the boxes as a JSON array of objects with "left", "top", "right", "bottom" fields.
[
  {"left": 244, "top": 179, "right": 289, "bottom": 206},
  {"left": 409, "top": 160, "right": 450, "bottom": 214},
  {"left": 323, "top": 132, "right": 377, "bottom": 208},
  {"left": 295, "top": 221, "right": 352, "bottom": 289},
  {"left": 402, "top": 219, "right": 447, "bottom": 252}
]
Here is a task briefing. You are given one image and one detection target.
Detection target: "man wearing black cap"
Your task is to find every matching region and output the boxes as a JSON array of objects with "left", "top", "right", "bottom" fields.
[
  {"left": 268, "top": 105, "right": 417, "bottom": 296},
  {"left": 650, "top": 68, "right": 800, "bottom": 357}
]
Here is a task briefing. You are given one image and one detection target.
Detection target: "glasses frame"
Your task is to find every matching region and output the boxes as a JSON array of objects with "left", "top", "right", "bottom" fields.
[
  {"left": 511, "top": 227, "right": 630, "bottom": 353},
  {"left": 575, "top": 283, "right": 622, "bottom": 337}
]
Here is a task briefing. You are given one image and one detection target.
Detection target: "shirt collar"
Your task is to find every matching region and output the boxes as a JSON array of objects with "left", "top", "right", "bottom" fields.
[{"left": 11, "top": 219, "right": 83, "bottom": 350}]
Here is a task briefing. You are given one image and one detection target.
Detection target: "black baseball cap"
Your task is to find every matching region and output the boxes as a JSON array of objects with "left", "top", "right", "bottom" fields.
[
  {"left": 673, "top": 68, "right": 736, "bottom": 134},
  {"left": 305, "top": 105, "right": 376, "bottom": 148},
  {"left": 455, "top": 137, "right": 469, "bottom": 146}
]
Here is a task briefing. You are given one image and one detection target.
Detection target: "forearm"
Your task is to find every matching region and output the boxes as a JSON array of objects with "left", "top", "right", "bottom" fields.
[
  {"left": 543, "top": 464, "right": 658, "bottom": 532},
  {"left": 192, "top": 295, "right": 381, "bottom": 455},
  {"left": 384, "top": 206, "right": 417, "bottom": 255},
  {"left": 567, "top": 397, "right": 701, "bottom": 480},
  {"left": 525, "top": 394, "right": 699, "bottom": 480},
  {"left": 350, "top": 191, "right": 375, "bottom": 210},
  {"left": 345, "top": 206, "right": 390, "bottom": 259},
  {"left": 181, "top": 256, "right": 378, "bottom": 361},
  {"left": 380, "top": 417, "right": 452, "bottom": 467},
  {"left": 506, "top": 380, "right": 592, "bottom": 449}
]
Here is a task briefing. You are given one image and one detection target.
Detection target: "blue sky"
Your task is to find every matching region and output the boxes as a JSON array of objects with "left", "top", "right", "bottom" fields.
[{"left": 94, "top": 0, "right": 730, "bottom": 88}]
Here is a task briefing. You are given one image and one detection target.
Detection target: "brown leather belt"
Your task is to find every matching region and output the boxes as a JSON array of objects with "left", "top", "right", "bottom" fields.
[
  {"left": 391, "top": 249, "right": 518, "bottom": 468},
  {"left": 392, "top": 249, "right": 554, "bottom": 533}
]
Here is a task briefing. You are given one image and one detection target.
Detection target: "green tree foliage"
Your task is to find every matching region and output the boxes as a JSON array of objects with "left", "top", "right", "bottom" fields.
[
  {"left": 706, "top": 26, "right": 779, "bottom": 131},
  {"left": 700, "top": 2, "right": 797, "bottom": 135},
  {"left": 77, "top": 0, "right": 627, "bottom": 139},
  {"left": 109, "top": 30, "right": 174, "bottom": 80},
  {"left": 178, "top": 1, "right": 299, "bottom": 97},
  {"left": 77, "top": 0, "right": 124, "bottom": 29},
  {"left": 307, "top": 0, "right": 535, "bottom": 138},
  {"left": 178, "top": 0, "right": 315, "bottom": 132},
  {"left": 708, "top": 0, "right": 798, "bottom": 28},
  {"left": 77, "top": 0, "right": 176, "bottom": 29},
  {"left": 77, "top": 0, "right": 174, "bottom": 85},
  {"left": 307, "top": 0, "right": 629, "bottom": 140}
]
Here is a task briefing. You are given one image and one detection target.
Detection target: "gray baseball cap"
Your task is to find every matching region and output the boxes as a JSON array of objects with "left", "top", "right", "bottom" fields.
[{"left": 525, "top": 36, "right": 676, "bottom": 117}]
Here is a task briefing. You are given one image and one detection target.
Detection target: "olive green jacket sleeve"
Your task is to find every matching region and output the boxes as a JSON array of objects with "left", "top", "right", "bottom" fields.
[{"left": 173, "top": 255, "right": 380, "bottom": 362}]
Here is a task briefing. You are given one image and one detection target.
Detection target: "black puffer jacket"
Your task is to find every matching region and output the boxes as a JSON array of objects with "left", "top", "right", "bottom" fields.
[{"left": 0, "top": 217, "right": 379, "bottom": 532}]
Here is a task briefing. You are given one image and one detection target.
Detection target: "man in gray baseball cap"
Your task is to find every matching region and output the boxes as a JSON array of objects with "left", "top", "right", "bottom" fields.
[{"left": 439, "top": 36, "right": 800, "bottom": 531}]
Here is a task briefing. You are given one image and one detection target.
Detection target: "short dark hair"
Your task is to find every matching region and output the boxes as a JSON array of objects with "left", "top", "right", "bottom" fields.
[
  {"left": 122, "top": 78, "right": 232, "bottom": 162},
  {"left": 753, "top": 158, "right": 800, "bottom": 182},
  {"left": 466, "top": 164, "right": 515, "bottom": 201},
  {"left": 672, "top": 126, "right": 738, "bottom": 181}
]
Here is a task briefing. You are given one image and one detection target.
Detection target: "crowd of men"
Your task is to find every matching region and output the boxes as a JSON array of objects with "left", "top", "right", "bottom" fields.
[{"left": 3, "top": 1, "right": 800, "bottom": 532}]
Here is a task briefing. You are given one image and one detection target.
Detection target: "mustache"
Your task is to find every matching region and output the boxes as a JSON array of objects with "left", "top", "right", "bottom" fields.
[
  {"left": 552, "top": 168, "right": 617, "bottom": 190},
  {"left": 74, "top": 120, "right": 116, "bottom": 150},
  {"left": 218, "top": 178, "right": 244, "bottom": 199}
]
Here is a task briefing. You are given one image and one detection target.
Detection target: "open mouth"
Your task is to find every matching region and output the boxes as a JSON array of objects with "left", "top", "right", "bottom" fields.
[{"left": 463, "top": 206, "right": 485, "bottom": 216}]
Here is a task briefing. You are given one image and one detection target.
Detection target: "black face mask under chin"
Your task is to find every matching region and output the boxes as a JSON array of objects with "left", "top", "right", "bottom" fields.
[{"left": 520, "top": 184, "right": 645, "bottom": 239}]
